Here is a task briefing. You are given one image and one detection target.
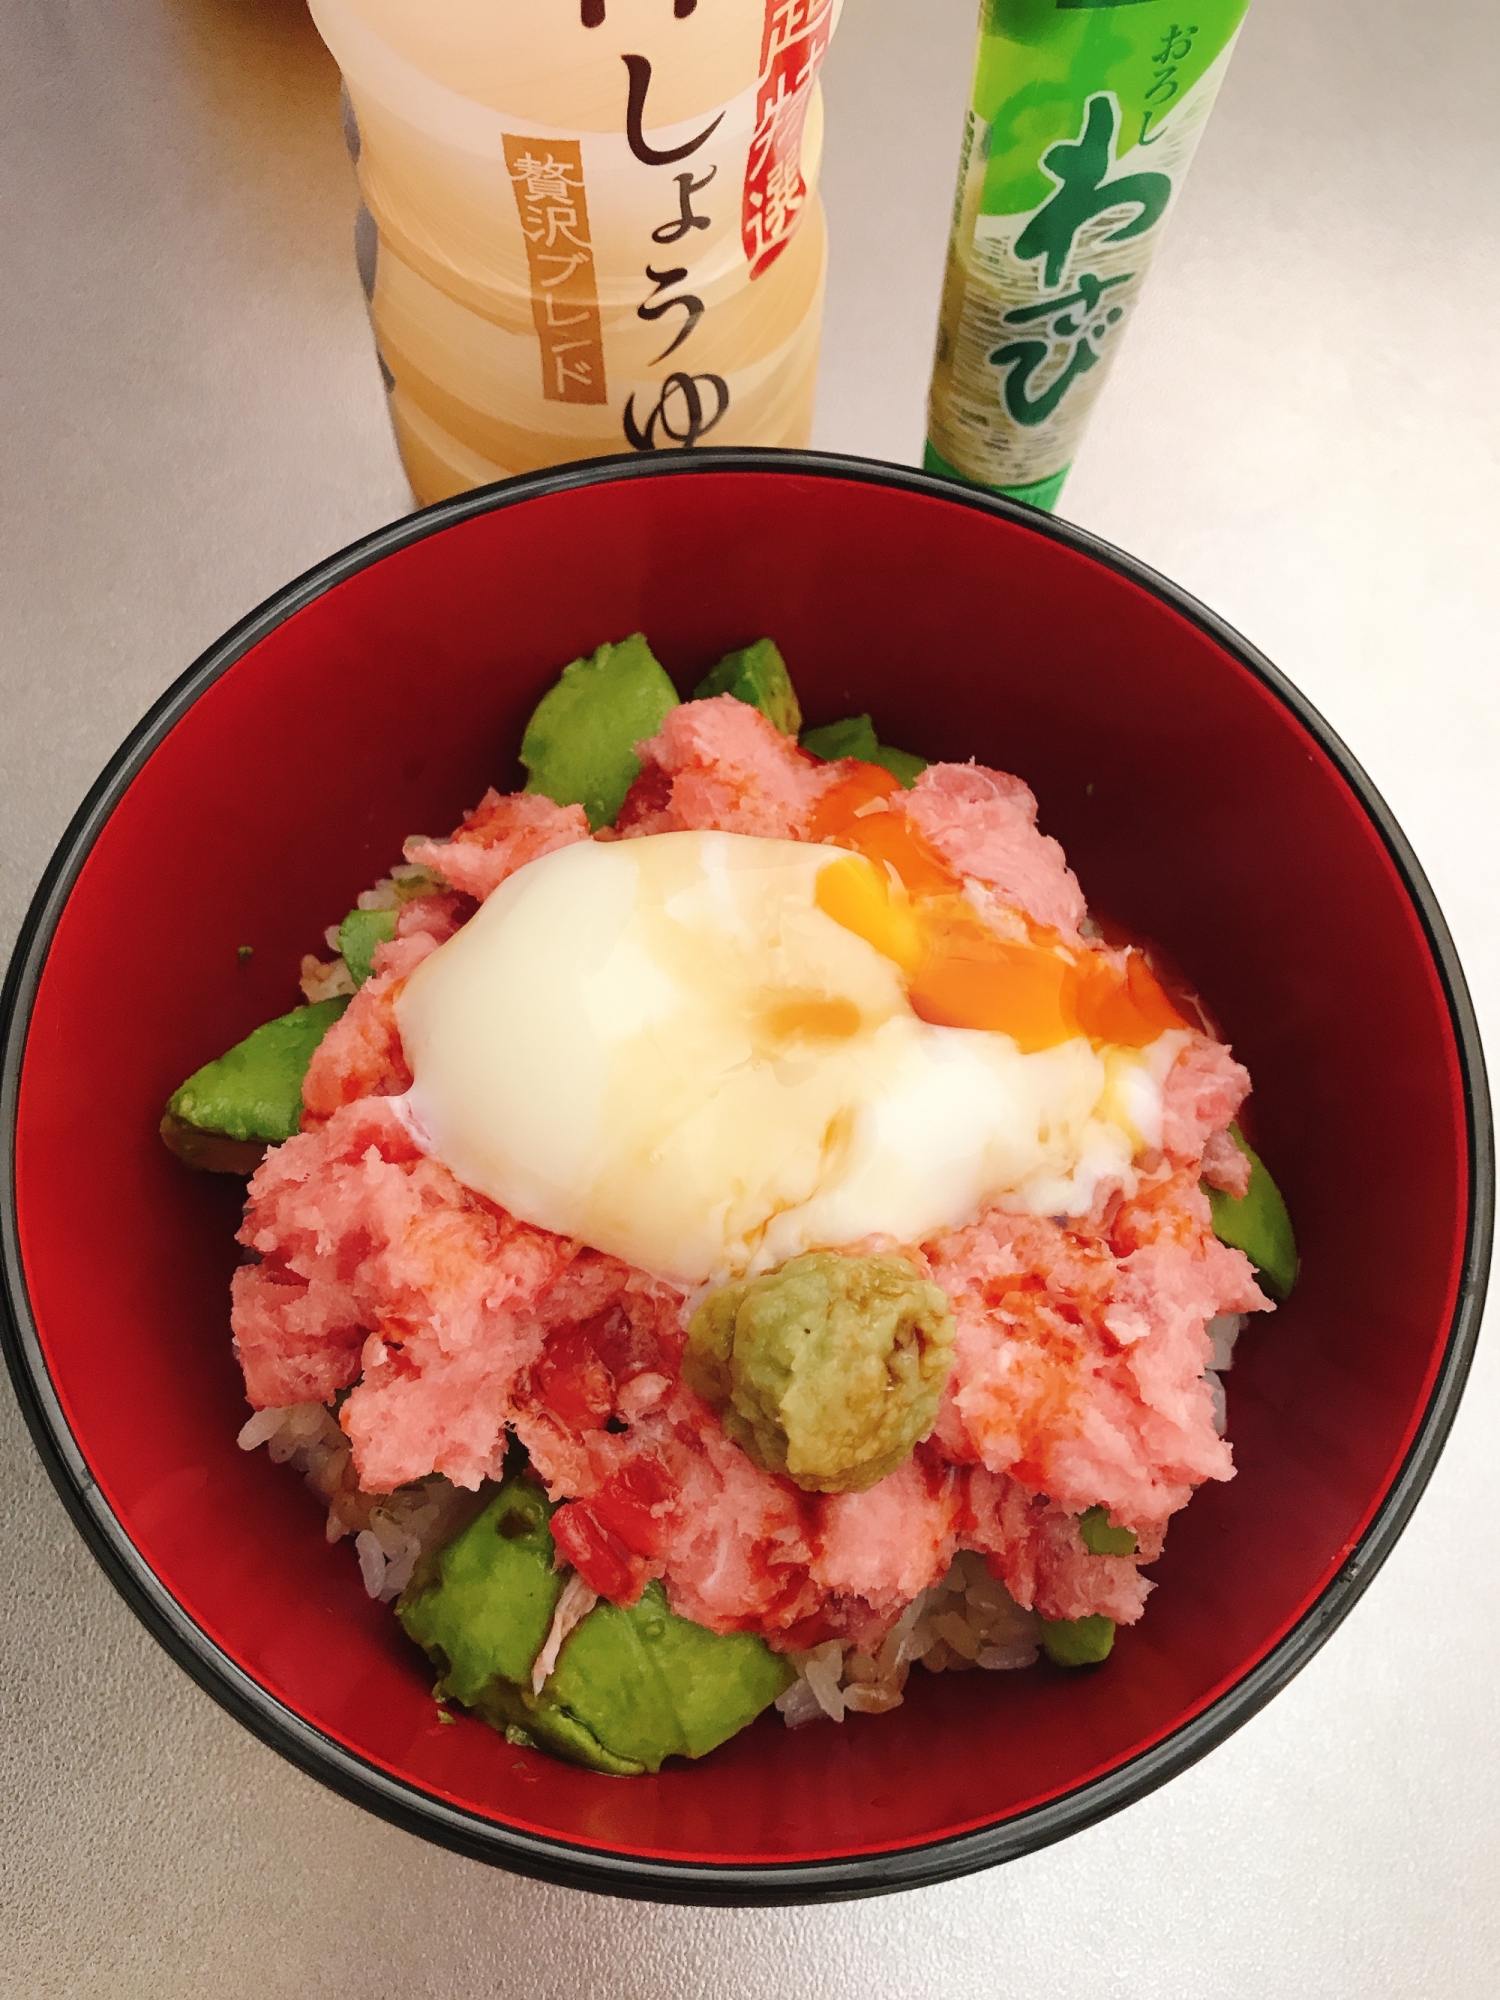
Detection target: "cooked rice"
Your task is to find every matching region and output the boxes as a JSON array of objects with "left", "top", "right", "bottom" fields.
[
  {"left": 775, "top": 1549, "right": 1042, "bottom": 1728},
  {"left": 239, "top": 1410, "right": 1040, "bottom": 1715},
  {"left": 1203, "top": 1311, "right": 1247, "bottom": 1437},
  {"left": 359, "top": 861, "right": 447, "bottom": 909},
  {"left": 237, "top": 1404, "right": 469, "bottom": 1602},
  {"left": 298, "top": 954, "right": 357, "bottom": 1004},
  {"left": 240, "top": 1409, "right": 1041, "bottom": 1717},
  {"left": 303, "top": 864, "right": 451, "bottom": 1002},
  {"left": 240, "top": 1329, "right": 1240, "bottom": 1703}
]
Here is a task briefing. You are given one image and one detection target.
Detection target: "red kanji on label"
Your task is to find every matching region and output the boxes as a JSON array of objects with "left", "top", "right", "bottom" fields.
[{"left": 742, "top": 0, "right": 834, "bottom": 278}]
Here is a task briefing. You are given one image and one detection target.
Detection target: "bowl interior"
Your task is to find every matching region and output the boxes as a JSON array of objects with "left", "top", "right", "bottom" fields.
[{"left": 9, "top": 465, "right": 1473, "bottom": 1876}]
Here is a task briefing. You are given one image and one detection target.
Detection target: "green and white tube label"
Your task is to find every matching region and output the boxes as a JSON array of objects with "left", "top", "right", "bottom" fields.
[{"left": 927, "top": 0, "right": 1251, "bottom": 501}]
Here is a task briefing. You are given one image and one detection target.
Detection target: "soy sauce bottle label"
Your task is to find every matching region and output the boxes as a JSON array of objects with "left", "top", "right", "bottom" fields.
[
  {"left": 310, "top": 0, "right": 842, "bottom": 504},
  {"left": 925, "top": 0, "right": 1252, "bottom": 510}
]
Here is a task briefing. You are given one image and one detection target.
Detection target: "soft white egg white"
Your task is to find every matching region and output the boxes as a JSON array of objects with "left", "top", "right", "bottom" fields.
[{"left": 394, "top": 831, "right": 1178, "bottom": 1284}]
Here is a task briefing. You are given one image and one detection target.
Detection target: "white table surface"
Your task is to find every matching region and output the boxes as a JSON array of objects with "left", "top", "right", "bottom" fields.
[{"left": 3, "top": 0, "right": 1497, "bottom": 1992}]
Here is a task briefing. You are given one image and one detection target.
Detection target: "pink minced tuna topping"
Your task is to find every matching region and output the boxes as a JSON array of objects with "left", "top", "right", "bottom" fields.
[{"left": 233, "top": 700, "right": 1269, "bottom": 1646}]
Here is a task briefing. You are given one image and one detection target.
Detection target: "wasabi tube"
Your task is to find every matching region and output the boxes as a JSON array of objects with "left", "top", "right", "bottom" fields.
[{"left": 926, "top": 0, "right": 1252, "bottom": 510}]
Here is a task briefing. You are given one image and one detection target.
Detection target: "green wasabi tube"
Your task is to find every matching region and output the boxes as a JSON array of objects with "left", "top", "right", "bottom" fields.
[{"left": 925, "top": 0, "right": 1252, "bottom": 512}]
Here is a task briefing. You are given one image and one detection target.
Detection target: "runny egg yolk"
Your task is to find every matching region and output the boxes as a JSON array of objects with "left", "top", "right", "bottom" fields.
[
  {"left": 809, "top": 763, "right": 1187, "bottom": 1054},
  {"left": 393, "top": 820, "right": 1190, "bottom": 1285}
]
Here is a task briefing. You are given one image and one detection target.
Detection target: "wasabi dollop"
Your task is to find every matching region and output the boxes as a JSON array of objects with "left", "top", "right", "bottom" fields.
[{"left": 684, "top": 1251, "right": 957, "bottom": 1493}]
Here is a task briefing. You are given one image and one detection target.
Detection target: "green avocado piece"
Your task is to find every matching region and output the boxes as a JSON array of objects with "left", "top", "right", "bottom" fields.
[
  {"left": 471, "top": 1673, "right": 646, "bottom": 1776},
  {"left": 549, "top": 1582, "right": 794, "bottom": 1774},
  {"left": 398, "top": 1477, "right": 564, "bottom": 1705},
  {"left": 520, "top": 633, "right": 680, "bottom": 831},
  {"left": 1079, "top": 1506, "right": 1137, "bottom": 1557},
  {"left": 337, "top": 907, "right": 398, "bottom": 987},
  {"left": 399, "top": 1475, "right": 641, "bottom": 1775},
  {"left": 1040, "top": 1614, "right": 1116, "bottom": 1668},
  {"left": 800, "top": 713, "right": 927, "bottom": 788},
  {"left": 157, "top": 1115, "right": 270, "bottom": 1175},
  {"left": 162, "top": 996, "right": 350, "bottom": 1158},
  {"left": 684, "top": 1251, "right": 956, "bottom": 1494},
  {"left": 399, "top": 1474, "right": 792, "bottom": 1776},
  {"left": 1207, "top": 1126, "right": 1299, "bottom": 1302},
  {"left": 691, "top": 638, "right": 802, "bottom": 736},
  {"left": 799, "top": 713, "right": 878, "bottom": 763}
]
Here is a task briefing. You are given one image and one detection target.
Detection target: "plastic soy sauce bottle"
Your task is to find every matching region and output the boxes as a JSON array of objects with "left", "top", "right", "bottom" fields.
[{"left": 311, "top": 0, "right": 845, "bottom": 503}]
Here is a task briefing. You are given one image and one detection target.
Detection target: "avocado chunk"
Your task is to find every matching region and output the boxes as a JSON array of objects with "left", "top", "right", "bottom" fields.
[
  {"left": 399, "top": 1476, "right": 640, "bottom": 1774},
  {"left": 800, "top": 713, "right": 927, "bottom": 788},
  {"left": 337, "top": 907, "right": 398, "bottom": 987},
  {"left": 398, "top": 1472, "right": 792, "bottom": 1775},
  {"left": 550, "top": 1583, "right": 794, "bottom": 1774},
  {"left": 1079, "top": 1506, "right": 1137, "bottom": 1557},
  {"left": 1207, "top": 1126, "right": 1299, "bottom": 1301},
  {"left": 160, "top": 995, "right": 350, "bottom": 1170},
  {"left": 684, "top": 1252, "right": 957, "bottom": 1493},
  {"left": 520, "top": 633, "right": 680, "bottom": 831},
  {"left": 471, "top": 1674, "right": 646, "bottom": 1775},
  {"left": 691, "top": 637, "right": 802, "bottom": 736},
  {"left": 398, "top": 1477, "right": 564, "bottom": 1705},
  {"left": 1040, "top": 1614, "right": 1116, "bottom": 1667},
  {"left": 157, "top": 1117, "right": 271, "bottom": 1176}
]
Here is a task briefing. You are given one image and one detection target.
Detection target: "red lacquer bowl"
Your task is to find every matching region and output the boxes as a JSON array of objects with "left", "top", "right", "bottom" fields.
[{"left": 1, "top": 453, "right": 1489, "bottom": 1903}]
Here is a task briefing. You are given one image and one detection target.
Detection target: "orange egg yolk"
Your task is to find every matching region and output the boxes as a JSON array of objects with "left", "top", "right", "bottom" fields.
[{"left": 811, "top": 764, "right": 1186, "bottom": 1054}]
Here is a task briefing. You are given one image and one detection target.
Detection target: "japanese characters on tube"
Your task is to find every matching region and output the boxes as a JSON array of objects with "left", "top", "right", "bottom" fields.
[{"left": 925, "top": 0, "right": 1252, "bottom": 514}]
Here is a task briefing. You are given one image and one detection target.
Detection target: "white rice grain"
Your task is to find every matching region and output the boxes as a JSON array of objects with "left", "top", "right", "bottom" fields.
[
  {"left": 1207, "top": 1312, "right": 1247, "bottom": 1373},
  {"left": 299, "top": 953, "right": 356, "bottom": 1003},
  {"left": 801, "top": 1643, "right": 848, "bottom": 1722},
  {"left": 774, "top": 1676, "right": 826, "bottom": 1729},
  {"left": 355, "top": 1529, "right": 387, "bottom": 1598},
  {"left": 237, "top": 1408, "right": 286, "bottom": 1451}
]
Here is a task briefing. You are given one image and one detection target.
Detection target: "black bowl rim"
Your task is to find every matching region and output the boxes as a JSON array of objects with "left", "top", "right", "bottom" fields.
[{"left": 2, "top": 446, "right": 1491, "bottom": 1906}]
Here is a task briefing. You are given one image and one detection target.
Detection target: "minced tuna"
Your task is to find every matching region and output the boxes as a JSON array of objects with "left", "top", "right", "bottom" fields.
[{"left": 234, "top": 694, "right": 1271, "bottom": 1700}]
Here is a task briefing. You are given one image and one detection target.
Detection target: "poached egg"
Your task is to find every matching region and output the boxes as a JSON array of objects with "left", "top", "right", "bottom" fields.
[{"left": 394, "top": 828, "right": 1185, "bottom": 1284}]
